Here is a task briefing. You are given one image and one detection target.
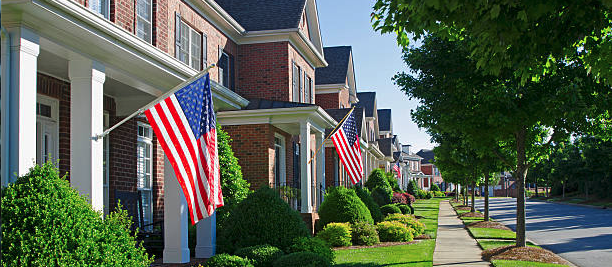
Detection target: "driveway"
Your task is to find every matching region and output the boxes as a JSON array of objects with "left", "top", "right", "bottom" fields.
[{"left": 475, "top": 198, "right": 612, "bottom": 267}]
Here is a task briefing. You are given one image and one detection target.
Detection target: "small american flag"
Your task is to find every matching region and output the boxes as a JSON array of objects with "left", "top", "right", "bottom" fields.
[
  {"left": 393, "top": 161, "right": 402, "bottom": 179},
  {"left": 144, "top": 73, "right": 222, "bottom": 224},
  {"left": 330, "top": 109, "right": 363, "bottom": 184}
]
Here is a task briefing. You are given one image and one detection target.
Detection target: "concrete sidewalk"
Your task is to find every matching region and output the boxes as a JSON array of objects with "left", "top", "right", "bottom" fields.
[{"left": 433, "top": 201, "right": 491, "bottom": 267}]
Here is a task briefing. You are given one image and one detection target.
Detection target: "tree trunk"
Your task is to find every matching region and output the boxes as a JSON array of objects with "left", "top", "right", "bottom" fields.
[
  {"left": 585, "top": 181, "right": 589, "bottom": 200},
  {"left": 535, "top": 183, "right": 538, "bottom": 198},
  {"left": 471, "top": 182, "right": 476, "bottom": 212},
  {"left": 562, "top": 180, "right": 566, "bottom": 199},
  {"left": 484, "top": 173, "right": 490, "bottom": 221},
  {"left": 515, "top": 128, "right": 528, "bottom": 247}
]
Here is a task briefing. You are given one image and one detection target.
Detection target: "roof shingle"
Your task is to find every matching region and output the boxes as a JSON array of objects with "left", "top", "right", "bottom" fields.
[
  {"left": 316, "top": 46, "right": 352, "bottom": 85},
  {"left": 378, "top": 109, "right": 391, "bottom": 132},
  {"left": 354, "top": 92, "right": 376, "bottom": 117},
  {"left": 215, "top": 0, "right": 306, "bottom": 31}
]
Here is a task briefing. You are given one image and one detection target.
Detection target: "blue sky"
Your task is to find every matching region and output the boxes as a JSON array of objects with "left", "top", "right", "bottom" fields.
[{"left": 317, "top": 0, "right": 434, "bottom": 152}]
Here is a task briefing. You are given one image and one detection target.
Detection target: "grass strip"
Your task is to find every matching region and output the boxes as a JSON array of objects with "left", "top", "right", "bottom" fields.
[
  {"left": 476, "top": 240, "right": 539, "bottom": 250},
  {"left": 468, "top": 227, "right": 516, "bottom": 239},
  {"left": 334, "top": 239, "right": 436, "bottom": 267}
]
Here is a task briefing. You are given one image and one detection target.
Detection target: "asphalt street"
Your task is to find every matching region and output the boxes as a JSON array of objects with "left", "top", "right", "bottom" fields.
[{"left": 475, "top": 198, "right": 612, "bottom": 267}]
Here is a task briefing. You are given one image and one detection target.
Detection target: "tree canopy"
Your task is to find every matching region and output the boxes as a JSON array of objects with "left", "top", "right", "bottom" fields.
[{"left": 372, "top": 0, "right": 612, "bottom": 84}]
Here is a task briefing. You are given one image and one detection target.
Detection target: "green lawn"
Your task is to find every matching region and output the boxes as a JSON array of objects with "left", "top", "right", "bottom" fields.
[
  {"left": 468, "top": 227, "right": 516, "bottom": 239},
  {"left": 334, "top": 197, "right": 449, "bottom": 267},
  {"left": 334, "top": 239, "right": 436, "bottom": 267},
  {"left": 476, "top": 240, "right": 539, "bottom": 250},
  {"left": 491, "top": 260, "right": 569, "bottom": 267}
]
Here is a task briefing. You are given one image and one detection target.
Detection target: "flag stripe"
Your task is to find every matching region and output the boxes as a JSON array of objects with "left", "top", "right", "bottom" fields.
[
  {"left": 336, "top": 130, "right": 361, "bottom": 179},
  {"left": 331, "top": 129, "right": 360, "bottom": 183},
  {"left": 164, "top": 97, "right": 211, "bottom": 218},
  {"left": 145, "top": 108, "right": 198, "bottom": 224}
]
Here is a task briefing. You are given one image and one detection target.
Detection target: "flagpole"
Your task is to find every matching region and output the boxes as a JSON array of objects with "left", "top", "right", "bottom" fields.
[
  {"left": 307, "top": 106, "right": 355, "bottom": 165},
  {"left": 94, "top": 64, "right": 217, "bottom": 140}
]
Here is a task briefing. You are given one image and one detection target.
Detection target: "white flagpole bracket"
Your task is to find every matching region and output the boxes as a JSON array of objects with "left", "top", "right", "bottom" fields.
[{"left": 93, "top": 64, "right": 216, "bottom": 141}]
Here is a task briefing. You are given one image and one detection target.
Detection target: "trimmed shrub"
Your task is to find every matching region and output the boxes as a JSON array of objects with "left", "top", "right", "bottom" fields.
[
  {"left": 426, "top": 191, "right": 434, "bottom": 199},
  {"left": 272, "top": 252, "right": 329, "bottom": 267},
  {"left": 234, "top": 245, "right": 284, "bottom": 267},
  {"left": 318, "top": 187, "right": 373, "bottom": 226},
  {"left": 217, "top": 187, "right": 309, "bottom": 253},
  {"left": 353, "top": 186, "right": 383, "bottom": 223},
  {"left": 376, "top": 221, "right": 414, "bottom": 242},
  {"left": 391, "top": 192, "right": 408, "bottom": 204},
  {"left": 371, "top": 186, "right": 393, "bottom": 206},
  {"left": 288, "top": 237, "right": 335, "bottom": 265},
  {"left": 397, "top": 204, "right": 413, "bottom": 215},
  {"left": 434, "top": 191, "right": 446, "bottom": 197},
  {"left": 402, "top": 192, "right": 416, "bottom": 205},
  {"left": 350, "top": 222, "right": 380, "bottom": 246},
  {"left": 316, "top": 223, "right": 352, "bottom": 247},
  {"left": 204, "top": 254, "right": 254, "bottom": 267},
  {"left": 385, "top": 172, "right": 402, "bottom": 192},
  {"left": 1, "top": 163, "right": 153, "bottom": 266},
  {"left": 407, "top": 180, "right": 419, "bottom": 196},
  {"left": 416, "top": 189, "right": 432, "bottom": 199},
  {"left": 430, "top": 184, "right": 441, "bottom": 192},
  {"left": 364, "top": 169, "right": 391, "bottom": 191},
  {"left": 383, "top": 213, "right": 426, "bottom": 236},
  {"left": 380, "top": 204, "right": 401, "bottom": 217}
]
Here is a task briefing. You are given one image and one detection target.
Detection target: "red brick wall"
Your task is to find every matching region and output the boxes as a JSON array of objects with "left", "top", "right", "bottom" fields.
[
  {"left": 111, "top": 0, "right": 135, "bottom": 33},
  {"left": 223, "top": 124, "right": 273, "bottom": 189},
  {"left": 237, "top": 42, "right": 290, "bottom": 101},
  {"left": 152, "top": 135, "right": 165, "bottom": 222},
  {"left": 325, "top": 147, "right": 335, "bottom": 187},
  {"left": 153, "top": 0, "right": 169, "bottom": 53},
  {"left": 108, "top": 117, "right": 137, "bottom": 210},
  {"left": 315, "top": 93, "right": 339, "bottom": 109}
]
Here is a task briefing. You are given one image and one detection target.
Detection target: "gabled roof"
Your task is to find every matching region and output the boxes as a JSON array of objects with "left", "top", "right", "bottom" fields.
[
  {"left": 416, "top": 149, "right": 435, "bottom": 164},
  {"left": 316, "top": 46, "right": 351, "bottom": 85},
  {"left": 378, "top": 109, "right": 392, "bottom": 132},
  {"left": 354, "top": 92, "right": 376, "bottom": 117},
  {"left": 324, "top": 107, "right": 363, "bottom": 137},
  {"left": 378, "top": 138, "right": 393, "bottom": 157},
  {"left": 215, "top": 0, "right": 307, "bottom": 31},
  {"left": 393, "top": 151, "right": 401, "bottom": 162},
  {"left": 245, "top": 98, "right": 314, "bottom": 110}
]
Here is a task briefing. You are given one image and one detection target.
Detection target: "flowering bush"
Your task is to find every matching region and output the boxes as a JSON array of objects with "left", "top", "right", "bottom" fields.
[
  {"left": 391, "top": 192, "right": 408, "bottom": 204},
  {"left": 402, "top": 193, "right": 416, "bottom": 204}
]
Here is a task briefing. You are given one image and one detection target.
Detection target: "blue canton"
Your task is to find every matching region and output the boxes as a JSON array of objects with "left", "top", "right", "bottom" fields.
[{"left": 175, "top": 74, "right": 216, "bottom": 138}]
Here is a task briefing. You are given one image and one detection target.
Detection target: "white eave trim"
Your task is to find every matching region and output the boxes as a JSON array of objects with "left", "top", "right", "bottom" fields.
[
  {"left": 217, "top": 106, "right": 337, "bottom": 128},
  {"left": 315, "top": 83, "right": 348, "bottom": 94}
]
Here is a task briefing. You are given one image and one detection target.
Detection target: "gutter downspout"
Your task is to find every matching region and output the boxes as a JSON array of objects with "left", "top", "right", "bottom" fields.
[{"left": 1, "top": 13, "right": 11, "bottom": 188}]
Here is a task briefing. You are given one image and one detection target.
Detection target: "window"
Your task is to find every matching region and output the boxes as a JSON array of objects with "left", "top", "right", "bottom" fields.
[
  {"left": 137, "top": 123, "right": 153, "bottom": 229},
  {"left": 218, "top": 50, "right": 230, "bottom": 87},
  {"left": 176, "top": 18, "right": 204, "bottom": 70},
  {"left": 36, "top": 95, "right": 58, "bottom": 166},
  {"left": 136, "top": 0, "right": 152, "bottom": 43},
  {"left": 273, "top": 135, "right": 286, "bottom": 187},
  {"left": 103, "top": 112, "right": 110, "bottom": 216},
  {"left": 305, "top": 75, "right": 312, "bottom": 104},
  {"left": 90, "top": 0, "right": 109, "bottom": 19},
  {"left": 292, "top": 63, "right": 300, "bottom": 102},
  {"left": 299, "top": 69, "right": 304, "bottom": 102}
]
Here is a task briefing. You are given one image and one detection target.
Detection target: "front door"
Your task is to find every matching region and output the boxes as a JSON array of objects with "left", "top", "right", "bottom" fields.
[{"left": 36, "top": 95, "right": 59, "bottom": 165}]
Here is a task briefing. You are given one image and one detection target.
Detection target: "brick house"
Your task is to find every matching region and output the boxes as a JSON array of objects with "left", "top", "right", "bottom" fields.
[{"left": 416, "top": 149, "right": 445, "bottom": 190}]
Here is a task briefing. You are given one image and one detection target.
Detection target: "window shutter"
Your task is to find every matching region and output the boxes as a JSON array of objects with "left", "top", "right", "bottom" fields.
[
  {"left": 175, "top": 12, "right": 181, "bottom": 58},
  {"left": 309, "top": 77, "right": 314, "bottom": 103},
  {"left": 202, "top": 34, "right": 207, "bottom": 67},
  {"left": 229, "top": 54, "right": 235, "bottom": 91}
]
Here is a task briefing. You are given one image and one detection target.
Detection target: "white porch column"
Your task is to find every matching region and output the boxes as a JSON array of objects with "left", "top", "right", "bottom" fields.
[
  {"left": 195, "top": 213, "right": 216, "bottom": 258},
  {"left": 163, "top": 157, "right": 190, "bottom": 263},
  {"left": 69, "top": 57, "right": 105, "bottom": 211},
  {"left": 1, "top": 26, "right": 39, "bottom": 185},
  {"left": 300, "top": 120, "right": 312, "bottom": 213},
  {"left": 315, "top": 131, "right": 324, "bottom": 204}
]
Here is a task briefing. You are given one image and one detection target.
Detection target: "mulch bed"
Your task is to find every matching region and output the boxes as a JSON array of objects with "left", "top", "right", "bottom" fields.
[
  {"left": 414, "top": 234, "right": 431, "bottom": 240},
  {"left": 459, "top": 212, "right": 484, "bottom": 218},
  {"left": 455, "top": 206, "right": 473, "bottom": 211},
  {"left": 482, "top": 245, "right": 572, "bottom": 265},
  {"left": 467, "top": 221, "right": 511, "bottom": 230},
  {"left": 151, "top": 257, "right": 207, "bottom": 267},
  {"left": 334, "top": 241, "right": 419, "bottom": 250}
]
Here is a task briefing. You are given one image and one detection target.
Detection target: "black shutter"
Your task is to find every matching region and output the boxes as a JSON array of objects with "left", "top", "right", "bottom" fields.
[
  {"left": 175, "top": 12, "right": 181, "bottom": 58},
  {"left": 229, "top": 54, "right": 235, "bottom": 91},
  {"left": 202, "top": 34, "right": 207, "bottom": 68},
  {"left": 293, "top": 142, "right": 301, "bottom": 189}
]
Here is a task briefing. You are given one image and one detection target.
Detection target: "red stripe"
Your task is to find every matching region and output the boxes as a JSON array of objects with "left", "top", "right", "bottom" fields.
[
  {"left": 145, "top": 108, "right": 197, "bottom": 225},
  {"left": 331, "top": 131, "right": 360, "bottom": 184},
  {"left": 164, "top": 98, "right": 210, "bottom": 219},
  {"left": 154, "top": 104, "right": 205, "bottom": 221},
  {"left": 350, "top": 141, "right": 363, "bottom": 173},
  {"left": 197, "top": 138, "right": 214, "bottom": 215},
  {"left": 337, "top": 130, "right": 362, "bottom": 182}
]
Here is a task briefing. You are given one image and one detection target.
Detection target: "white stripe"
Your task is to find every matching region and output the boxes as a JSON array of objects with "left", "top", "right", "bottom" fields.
[
  {"left": 161, "top": 98, "right": 209, "bottom": 219},
  {"left": 148, "top": 107, "right": 199, "bottom": 218},
  {"left": 337, "top": 130, "right": 361, "bottom": 179},
  {"left": 332, "top": 131, "right": 359, "bottom": 183},
  {"left": 169, "top": 96, "right": 213, "bottom": 202}
]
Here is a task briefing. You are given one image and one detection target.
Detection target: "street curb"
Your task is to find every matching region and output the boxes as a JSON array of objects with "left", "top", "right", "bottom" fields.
[{"left": 529, "top": 198, "right": 612, "bottom": 211}]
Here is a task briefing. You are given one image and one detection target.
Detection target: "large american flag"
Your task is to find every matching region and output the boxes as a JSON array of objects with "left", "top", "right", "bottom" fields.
[
  {"left": 393, "top": 161, "right": 402, "bottom": 179},
  {"left": 144, "top": 73, "right": 222, "bottom": 224},
  {"left": 330, "top": 109, "right": 363, "bottom": 185}
]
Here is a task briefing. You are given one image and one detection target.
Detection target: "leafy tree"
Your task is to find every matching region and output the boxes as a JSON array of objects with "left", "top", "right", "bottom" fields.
[
  {"left": 406, "top": 179, "right": 419, "bottom": 196},
  {"left": 372, "top": 0, "right": 612, "bottom": 84},
  {"left": 396, "top": 36, "right": 610, "bottom": 246},
  {"left": 385, "top": 171, "right": 402, "bottom": 192}
]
